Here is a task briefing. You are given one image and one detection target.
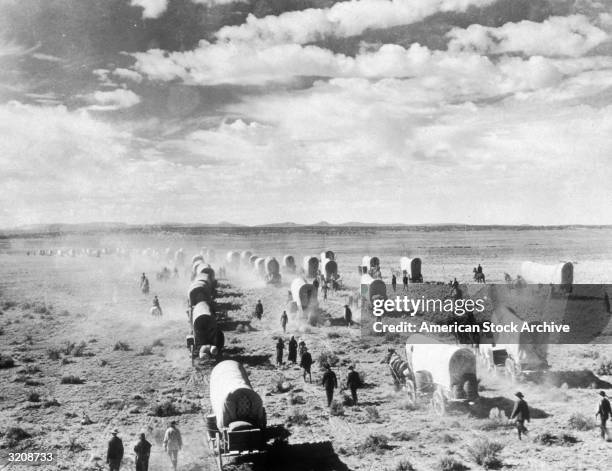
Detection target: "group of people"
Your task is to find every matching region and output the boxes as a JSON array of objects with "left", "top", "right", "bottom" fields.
[
  {"left": 509, "top": 390, "right": 611, "bottom": 442},
  {"left": 106, "top": 421, "right": 182, "bottom": 471},
  {"left": 272, "top": 335, "right": 362, "bottom": 407}
]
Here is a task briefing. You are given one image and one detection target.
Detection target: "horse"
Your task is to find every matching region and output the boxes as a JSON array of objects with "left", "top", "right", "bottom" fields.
[
  {"left": 473, "top": 268, "right": 485, "bottom": 283},
  {"left": 150, "top": 306, "right": 162, "bottom": 317},
  {"left": 504, "top": 272, "right": 513, "bottom": 284}
]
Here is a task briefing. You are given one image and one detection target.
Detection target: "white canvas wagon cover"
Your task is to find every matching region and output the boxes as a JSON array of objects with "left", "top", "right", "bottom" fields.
[
  {"left": 520, "top": 261, "right": 573, "bottom": 286},
  {"left": 210, "top": 360, "right": 266, "bottom": 430},
  {"left": 405, "top": 334, "right": 477, "bottom": 390}
]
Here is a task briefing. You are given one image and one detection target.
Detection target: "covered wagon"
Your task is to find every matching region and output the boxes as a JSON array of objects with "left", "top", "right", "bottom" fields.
[
  {"left": 404, "top": 334, "right": 479, "bottom": 415},
  {"left": 400, "top": 257, "right": 423, "bottom": 283},
  {"left": 186, "top": 301, "right": 224, "bottom": 359},
  {"left": 320, "top": 250, "right": 335, "bottom": 261},
  {"left": 240, "top": 251, "right": 253, "bottom": 266},
  {"left": 290, "top": 277, "right": 318, "bottom": 324},
  {"left": 321, "top": 258, "right": 338, "bottom": 279},
  {"left": 360, "top": 274, "right": 387, "bottom": 304},
  {"left": 206, "top": 248, "right": 216, "bottom": 262},
  {"left": 226, "top": 251, "right": 240, "bottom": 271},
  {"left": 303, "top": 256, "right": 319, "bottom": 278},
  {"left": 248, "top": 255, "right": 258, "bottom": 267},
  {"left": 282, "top": 254, "right": 296, "bottom": 273},
  {"left": 520, "top": 261, "right": 573, "bottom": 292},
  {"left": 254, "top": 257, "right": 266, "bottom": 278},
  {"left": 479, "top": 306, "right": 549, "bottom": 381},
  {"left": 264, "top": 257, "right": 281, "bottom": 284},
  {"left": 206, "top": 360, "right": 266, "bottom": 469},
  {"left": 188, "top": 274, "right": 215, "bottom": 307}
]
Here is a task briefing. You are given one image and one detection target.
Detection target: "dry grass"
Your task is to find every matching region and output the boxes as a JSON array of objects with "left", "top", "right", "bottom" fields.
[
  {"left": 26, "top": 391, "right": 41, "bottom": 402},
  {"left": 60, "top": 375, "right": 85, "bottom": 385},
  {"left": 317, "top": 350, "right": 339, "bottom": 368},
  {"left": 438, "top": 455, "right": 468, "bottom": 471},
  {"left": 568, "top": 412, "right": 595, "bottom": 431},
  {"left": 329, "top": 400, "right": 344, "bottom": 416},
  {"left": 596, "top": 358, "right": 612, "bottom": 375},
  {"left": 3, "top": 426, "right": 32, "bottom": 447},
  {"left": 150, "top": 399, "right": 180, "bottom": 417},
  {"left": 0, "top": 353, "right": 15, "bottom": 368},
  {"left": 113, "top": 341, "right": 131, "bottom": 351},
  {"left": 386, "top": 459, "right": 416, "bottom": 471},
  {"left": 361, "top": 434, "right": 390, "bottom": 455},
  {"left": 286, "top": 409, "right": 309, "bottom": 426},
  {"left": 467, "top": 438, "right": 504, "bottom": 469}
]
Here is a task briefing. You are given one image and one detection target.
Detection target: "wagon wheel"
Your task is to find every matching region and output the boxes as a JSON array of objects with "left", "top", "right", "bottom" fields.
[
  {"left": 505, "top": 358, "right": 518, "bottom": 383},
  {"left": 431, "top": 388, "right": 447, "bottom": 416},
  {"left": 403, "top": 380, "right": 417, "bottom": 407},
  {"left": 215, "top": 433, "right": 223, "bottom": 471}
]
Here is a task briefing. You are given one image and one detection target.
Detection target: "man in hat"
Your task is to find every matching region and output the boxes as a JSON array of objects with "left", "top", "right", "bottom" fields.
[
  {"left": 280, "top": 310, "right": 288, "bottom": 333},
  {"left": 106, "top": 429, "right": 124, "bottom": 471},
  {"left": 596, "top": 391, "right": 611, "bottom": 441},
  {"left": 346, "top": 366, "right": 361, "bottom": 406},
  {"left": 288, "top": 336, "right": 298, "bottom": 364},
  {"left": 344, "top": 305, "right": 352, "bottom": 327},
  {"left": 134, "top": 433, "right": 152, "bottom": 471},
  {"left": 510, "top": 392, "right": 530, "bottom": 440},
  {"left": 254, "top": 300, "right": 263, "bottom": 320},
  {"left": 300, "top": 346, "right": 313, "bottom": 383},
  {"left": 163, "top": 421, "right": 182, "bottom": 471},
  {"left": 322, "top": 364, "right": 338, "bottom": 407},
  {"left": 275, "top": 337, "right": 284, "bottom": 366}
]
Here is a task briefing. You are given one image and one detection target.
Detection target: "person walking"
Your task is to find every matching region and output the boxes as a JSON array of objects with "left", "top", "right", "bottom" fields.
[
  {"left": 510, "top": 392, "right": 530, "bottom": 440},
  {"left": 322, "top": 282, "right": 328, "bottom": 301},
  {"left": 288, "top": 336, "right": 298, "bottom": 364},
  {"left": 344, "top": 305, "right": 352, "bottom": 327},
  {"left": 141, "top": 275, "right": 149, "bottom": 295},
  {"left": 106, "top": 429, "right": 124, "bottom": 471},
  {"left": 346, "top": 366, "right": 361, "bottom": 406},
  {"left": 298, "top": 339, "right": 306, "bottom": 358},
  {"left": 275, "top": 337, "right": 284, "bottom": 366},
  {"left": 403, "top": 272, "right": 409, "bottom": 292},
  {"left": 391, "top": 274, "right": 397, "bottom": 292},
  {"left": 300, "top": 346, "right": 313, "bottom": 383},
  {"left": 163, "top": 421, "right": 182, "bottom": 471},
  {"left": 322, "top": 364, "right": 338, "bottom": 407},
  {"left": 280, "top": 310, "right": 288, "bottom": 333},
  {"left": 596, "top": 390, "right": 611, "bottom": 441},
  {"left": 254, "top": 300, "right": 263, "bottom": 320},
  {"left": 312, "top": 277, "right": 320, "bottom": 293},
  {"left": 133, "top": 433, "right": 151, "bottom": 471}
]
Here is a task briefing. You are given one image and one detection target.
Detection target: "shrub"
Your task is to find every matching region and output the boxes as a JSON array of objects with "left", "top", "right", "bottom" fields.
[
  {"left": 329, "top": 400, "right": 344, "bottom": 416},
  {"left": 0, "top": 353, "right": 15, "bottom": 369},
  {"left": 387, "top": 459, "right": 416, "bottom": 471},
  {"left": 468, "top": 438, "right": 504, "bottom": 469},
  {"left": 61, "top": 375, "right": 84, "bottom": 384},
  {"left": 438, "top": 456, "right": 468, "bottom": 471},
  {"left": 68, "top": 437, "right": 86, "bottom": 452},
  {"left": 568, "top": 413, "right": 595, "bottom": 431},
  {"left": 362, "top": 434, "right": 389, "bottom": 455},
  {"left": 442, "top": 433, "right": 456, "bottom": 444},
  {"left": 4, "top": 427, "right": 31, "bottom": 447},
  {"left": 533, "top": 432, "right": 578, "bottom": 446},
  {"left": 138, "top": 345, "right": 153, "bottom": 356},
  {"left": 71, "top": 341, "right": 88, "bottom": 357},
  {"left": 365, "top": 405, "right": 380, "bottom": 422},
  {"left": 113, "top": 341, "right": 131, "bottom": 351},
  {"left": 47, "top": 348, "right": 62, "bottom": 360},
  {"left": 0, "top": 327, "right": 4, "bottom": 336},
  {"left": 269, "top": 372, "right": 291, "bottom": 393},
  {"left": 287, "top": 393, "right": 305, "bottom": 405},
  {"left": 327, "top": 332, "right": 341, "bottom": 339},
  {"left": 392, "top": 430, "right": 416, "bottom": 441},
  {"left": 26, "top": 391, "right": 41, "bottom": 402},
  {"left": 596, "top": 358, "right": 612, "bottom": 376},
  {"left": 152, "top": 339, "right": 164, "bottom": 347},
  {"left": 150, "top": 400, "right": 180, "bottom": 417},
  {"left": 286, "top": 409, "right": 308, "bottom": 426},
  {"left": 317, "top": 350, "right": 339, "bottom": 368}
]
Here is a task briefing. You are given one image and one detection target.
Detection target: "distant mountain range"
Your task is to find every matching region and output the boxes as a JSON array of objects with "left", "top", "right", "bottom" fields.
[{"left": 1, "top": 221, "right": 611, "bottom": 237}]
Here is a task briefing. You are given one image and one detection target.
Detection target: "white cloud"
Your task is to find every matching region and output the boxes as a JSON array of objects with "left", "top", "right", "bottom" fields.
[
  {"left": 112, "top": 68, "right": 143, "bottom": 83},
  {"left": 216, "top": 0, "right": 496, "bottom": 44},
  {"left": 87, "top": 88, "right": 141, "bottom": 110},
  {"left": 447, "top": 15, "right": 608, "bottom": 57},
  {"left": 130, "top": 0, "right": 168, "bottom": 19}
]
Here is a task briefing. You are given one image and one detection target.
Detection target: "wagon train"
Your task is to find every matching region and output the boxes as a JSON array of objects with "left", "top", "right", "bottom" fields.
[{"left": 185, "top": 257, "right": 224, "bottom": 362}]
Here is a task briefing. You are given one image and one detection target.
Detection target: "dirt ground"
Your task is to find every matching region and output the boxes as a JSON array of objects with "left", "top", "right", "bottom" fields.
[{"left": 1, "top": 252, "right": 612, "bottom": 471}]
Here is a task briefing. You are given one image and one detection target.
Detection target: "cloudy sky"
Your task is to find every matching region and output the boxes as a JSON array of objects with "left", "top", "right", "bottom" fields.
[{"left": 1, "top": 0, "right": 611, "bottom": 227}]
